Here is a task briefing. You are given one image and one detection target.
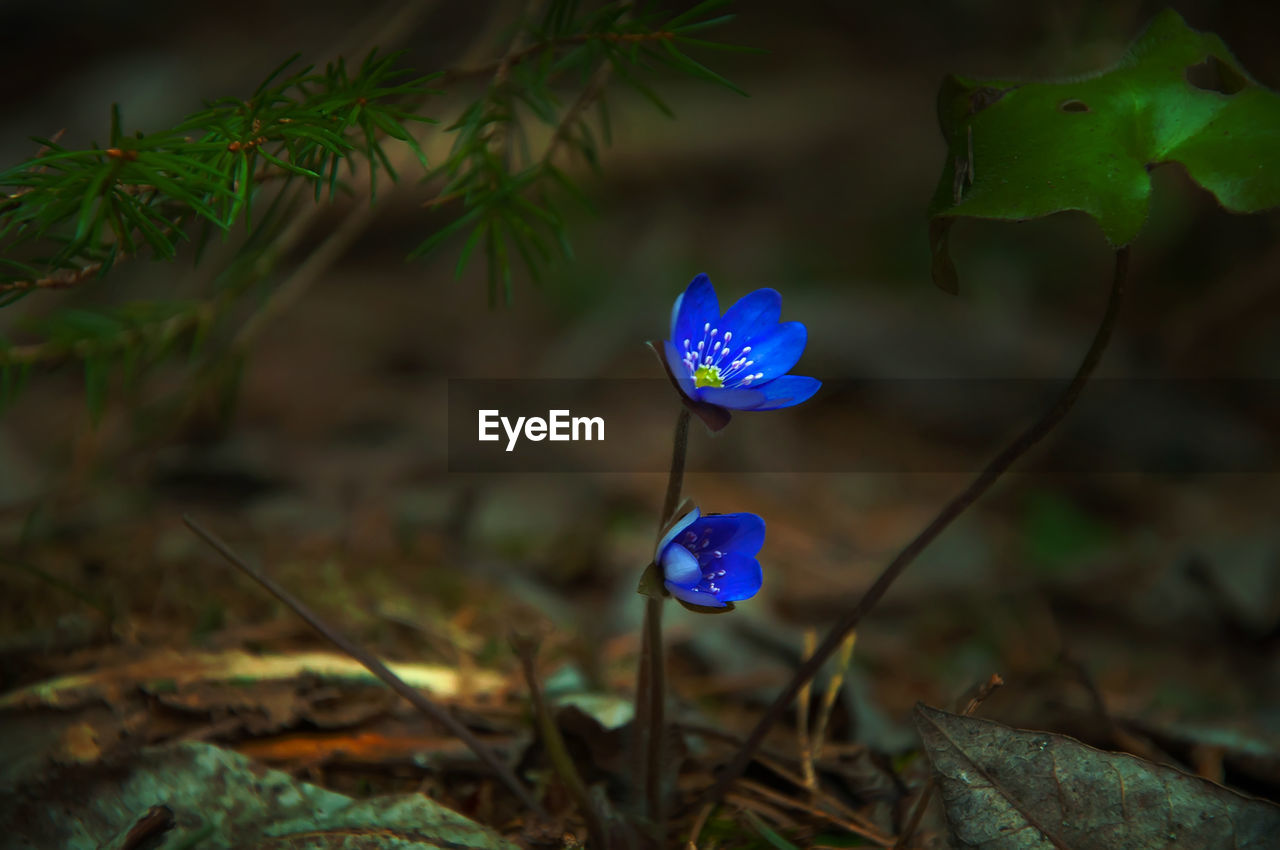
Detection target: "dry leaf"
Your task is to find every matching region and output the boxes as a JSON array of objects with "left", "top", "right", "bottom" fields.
[{"left": 914, "top": 703, "right": 1280, "bottom": 848}]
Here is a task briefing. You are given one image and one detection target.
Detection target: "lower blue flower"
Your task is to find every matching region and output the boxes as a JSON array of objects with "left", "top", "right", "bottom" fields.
[{"left": 656, "top": 507, "right": 764, "bottom": 608}]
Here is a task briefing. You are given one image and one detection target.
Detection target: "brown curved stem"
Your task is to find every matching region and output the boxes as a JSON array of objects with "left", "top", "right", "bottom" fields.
[{"left": 700, "top": 246, "right": 1131, "bottom": 809}]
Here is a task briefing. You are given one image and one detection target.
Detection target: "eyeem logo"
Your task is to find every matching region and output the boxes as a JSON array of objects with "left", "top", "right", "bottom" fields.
[{"left": 478, "top": 409, "right": 605, "bottom": 452}]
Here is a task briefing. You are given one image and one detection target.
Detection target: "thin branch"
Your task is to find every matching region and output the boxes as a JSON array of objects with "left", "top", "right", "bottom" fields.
[
  {"left": 796, "top": 629, "right": 816, "bottom": 790},
  {"left": 230, "top": 199, "right": 379, "bottom": 352},
  {"left": 735, "top": 778, "right": 895, "bottom": 847},
  {"left": 0, "top": 210, "right": 189, "bottom": 295},
  {"left": 0, "top": 262, "right": 109, "bottom": 294},
  {"left": 0, "top": 302, "right": 215, "bottom": 367},
  {"left": 811, "top": 630, "right": 856, "bottom": 764},
  {"left": 700, "top": 247, "right": 1132, "bottom": 811},
  {"left": 182, "top": 514, "right": 546, "bottom": 816},
  {"left": 540, "top": 59, "right": 614, "bottom": 169}
]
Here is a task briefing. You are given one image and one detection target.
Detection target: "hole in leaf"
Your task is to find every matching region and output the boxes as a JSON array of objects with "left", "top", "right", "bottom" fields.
[
  {"left": 1185, "top": 55, "right": 1247, "bottom": 94},
  {"left": 1059, "top": 99, "right": 1090, "bottom": 113}
]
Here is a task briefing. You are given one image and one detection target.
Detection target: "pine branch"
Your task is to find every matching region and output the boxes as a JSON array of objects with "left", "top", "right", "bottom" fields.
[{"left": 0, "top": 1, "right": 748, "bottom": 415}]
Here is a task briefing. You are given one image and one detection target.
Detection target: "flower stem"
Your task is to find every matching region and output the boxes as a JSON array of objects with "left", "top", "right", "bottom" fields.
[
  {"left": 636, "top": 406, "right": 691, "bottom": 837},
  {"left": 662, "top": 408, "right": 691, "bottom": 523},
  {"left": 700, "top": 246, "right": 1131, "bottom": 810}
]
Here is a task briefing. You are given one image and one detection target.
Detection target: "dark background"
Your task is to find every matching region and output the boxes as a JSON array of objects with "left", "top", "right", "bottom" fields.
[{"left": 2, "top": 0, "right": 1278, "bottom": 805}]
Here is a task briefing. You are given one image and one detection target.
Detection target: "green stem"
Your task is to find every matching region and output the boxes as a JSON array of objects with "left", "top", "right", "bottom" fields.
[
  {"left": 700, "top": 246, "right": 1131, "bottom": 811},
  {"left": 514, "top": 636, "right": 609, "bottom": 849},
  {"left": 636, "top": 406, "right": 691, "bottom": 838}
]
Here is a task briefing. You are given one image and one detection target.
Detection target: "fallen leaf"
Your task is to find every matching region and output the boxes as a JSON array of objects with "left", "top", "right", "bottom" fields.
[
  {"left": 1, "top": 740, "right": 517, "bottom": 849},
  {"left": 0, "top": 649, "right": 504, "bottom": 711},
  {"left": 914, "top": 703, "right": 1280, "bottom": 848}
]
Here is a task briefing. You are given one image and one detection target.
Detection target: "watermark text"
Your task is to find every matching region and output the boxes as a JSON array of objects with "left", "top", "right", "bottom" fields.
[{"left": 477, "top": 409, "right": 605, "bottom": 452}]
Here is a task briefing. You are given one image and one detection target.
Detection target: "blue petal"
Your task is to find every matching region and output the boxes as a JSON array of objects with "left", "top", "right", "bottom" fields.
[
  {"left": 750, "top": 375, "right": 822, "bottom": 410},
  {"left": 719, "top": 288, "right": 781, "bottom": 345},
  {"left": 726, "top": 322, "right": 807, "bottom": 387},
  {"left": 696, "top": 386, "right": 767, "bottom": 410},
  {"left": 714, "top": 552, "right": 763, "bottom": 602},
  {"left": 690, "top": 512, "right": 766, "bottom": 558},
  {"left": 661, "top": 544, "right": 702, "bottom": 587},
  {"left": 663, "top": 339, "right": 698, "bottom": 400},
  {"left": 671, "top": 274, "right": 720, "bottom": 353},
  {"left": 655, "top": 506, "right": 700, "bottom": 562},
  {"left": 665, "top": 582, "right": 727, "bottom": 608}
]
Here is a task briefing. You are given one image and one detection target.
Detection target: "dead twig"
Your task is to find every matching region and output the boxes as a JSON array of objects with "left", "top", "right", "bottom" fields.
[
  {"left": 736, "top": 777, "right": 895, "bottom": 847},
  {"left": 797, "top": 629, "right": 817, "bottom": 789},
  {"left": 182, "top": 514, "right": 545, "bottom": 816}
]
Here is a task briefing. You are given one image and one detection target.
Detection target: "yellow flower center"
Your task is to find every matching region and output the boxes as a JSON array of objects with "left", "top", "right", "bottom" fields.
[{"left": 693, "top": 364, "right": 723, "bottom": 388}]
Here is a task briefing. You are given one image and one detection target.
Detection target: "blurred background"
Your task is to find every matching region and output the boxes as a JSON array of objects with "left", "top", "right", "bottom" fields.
[{"left": 2, "top": 0, "right": 1279, "bottom": 824}]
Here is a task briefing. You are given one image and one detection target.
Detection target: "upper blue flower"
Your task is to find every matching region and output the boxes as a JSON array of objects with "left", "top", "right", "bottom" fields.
[
  {"left": 656, "top": 507, "right": 764, "bottom": 608},
  {"left": 663, "top": 273, "right": 820, "bottom": 412}
]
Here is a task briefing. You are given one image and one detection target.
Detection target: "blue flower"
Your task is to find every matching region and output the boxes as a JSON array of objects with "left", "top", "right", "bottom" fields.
[
  {"left": 656, "top": 507, "right": 764, "bottom": 608},
  {"left": 663, "top": 274, "right": 820, "bottom": 414}
]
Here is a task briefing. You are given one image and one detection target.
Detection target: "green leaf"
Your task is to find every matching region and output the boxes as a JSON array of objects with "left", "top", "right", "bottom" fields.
[{"left": 929, "top": 9, "right": 1280, "bottom": 290}]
